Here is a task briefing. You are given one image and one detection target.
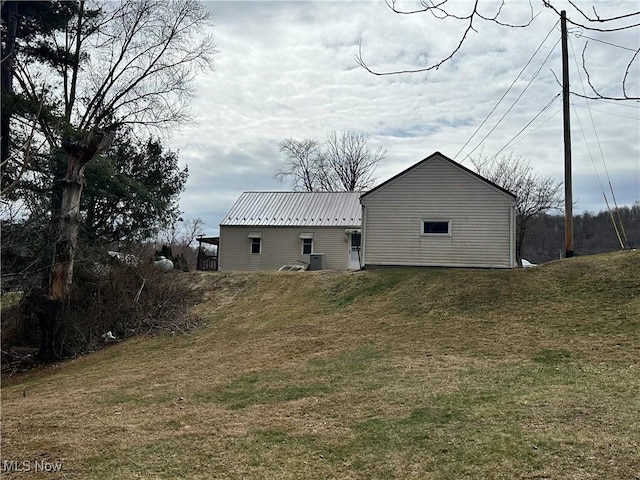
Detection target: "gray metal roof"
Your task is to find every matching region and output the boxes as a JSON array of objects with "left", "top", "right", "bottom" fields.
[{"left": 220, "top": 191, "right": 362, "bottom": 227}]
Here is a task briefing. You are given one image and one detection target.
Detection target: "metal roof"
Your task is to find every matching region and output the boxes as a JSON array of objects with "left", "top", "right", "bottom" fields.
[{"left": 220, "top": 191, "right": 362, "bottom": 227}]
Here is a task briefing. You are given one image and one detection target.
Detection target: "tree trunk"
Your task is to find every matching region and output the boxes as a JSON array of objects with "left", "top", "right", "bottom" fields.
[
  {"left": 36, "top": 298, "right": 65, "bottom": 361},
  {"left": 38, "top": 130, "right": 113, "bottom": 361},
  {"left": 49, "top": 153, "right": 86, "bottom": 299},
  {"left": 1, "top": 1, "right": 19, "bottom": 166}
]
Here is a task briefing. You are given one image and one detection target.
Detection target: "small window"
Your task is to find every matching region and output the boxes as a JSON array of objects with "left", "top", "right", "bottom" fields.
[
  {"left": 422, "top": 220, "right": 450, "bottom": 236},
  {"left": 251, "top": 237, "right": 261, "bottom": 254},
  {"left": 302, "top": 238, "right": 313, "bottom": 255}
]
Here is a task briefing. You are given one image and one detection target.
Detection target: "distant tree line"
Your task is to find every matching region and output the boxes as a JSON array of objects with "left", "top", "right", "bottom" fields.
[{"left": 521, "top": 203, "right": 639, "bottom": 263}]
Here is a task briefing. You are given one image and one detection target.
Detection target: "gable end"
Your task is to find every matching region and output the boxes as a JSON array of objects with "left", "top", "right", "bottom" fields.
[{"left": 361, "top": 152, "right": 516, "bottom": 201}]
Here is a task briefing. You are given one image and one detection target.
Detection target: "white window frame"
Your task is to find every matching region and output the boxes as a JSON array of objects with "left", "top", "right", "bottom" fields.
[
  {"left": 250, "top": 237, "right": 262, "bottom": 254},
  {"left": 421, "top": 220, "right": 451, "bottom": 236}
]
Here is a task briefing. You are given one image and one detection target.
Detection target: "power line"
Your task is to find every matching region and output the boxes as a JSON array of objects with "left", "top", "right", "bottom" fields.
[
  {"left": 453, "top": 20, "right": 559, "bottom": 162},
  {"left": 460, "top": 35, "right": 561, "bottom": 163},
  {"left": 572, "top": 103, "right": 640, "bottom": 121},
  {"left": 572, "top": 97, "right": 625, "bottom": 248},
  {"left": 589, "top": 97, "right": 640, "bottom": 110},
  {"left": 575, "top": 33, "right": 639, "bottom": 52},
  {"left": 509, "top": 108, "right": 561, "bottom": 148},
  {"left": 490, "top": 92, "right": 561, "bottom": 159},
  {"left": 569, "top": 35, "right": 628, "bottom": 246}
]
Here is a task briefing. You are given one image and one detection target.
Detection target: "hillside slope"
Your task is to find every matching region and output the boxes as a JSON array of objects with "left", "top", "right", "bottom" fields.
[{"left": 2, "top": 251, "right": 639, "bottom": 479}]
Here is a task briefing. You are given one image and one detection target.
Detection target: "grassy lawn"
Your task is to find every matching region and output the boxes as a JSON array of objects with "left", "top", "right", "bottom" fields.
[{"left": 1, "top": 251, "right": 639, "bottom": 479}]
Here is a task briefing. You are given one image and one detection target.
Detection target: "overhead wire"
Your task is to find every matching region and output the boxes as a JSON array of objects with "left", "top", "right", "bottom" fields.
[
  {"left": 571, "top": 34, "right": 629, "bottom": 246},
  {"left": 590, "top": 97, "right": 640, "bottom": 109},
  {"left": 572, "top": 103, "right": 640, "bottom": 120},
  {"left": 574, "top": 32, "right": 639, "bottom": 52},
  {"left": 459, "top": 35, "right": 560, "bottom": 163},
  {"left": 507, "top": 107, "right": 561, "bottom": 149},
  {"left": 570, "top": 95, "right": 624, "bottom": 248},
  {"left": 490, "top": 92, "right": 561, "bottom": 159},
  {"left": 569, "top": 34, "right": 629, "bottom": 247},
  {"left": 453, "top": 20, "right": 560, "bottom": 162}
]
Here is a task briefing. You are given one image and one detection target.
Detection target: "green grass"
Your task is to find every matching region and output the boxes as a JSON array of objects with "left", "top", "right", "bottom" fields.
[
  {"left": 1, "top": 251, "right": 639, "bottom": 479},
  {"left": 207, "top": 370, "right": 332, "bottom": 410}
]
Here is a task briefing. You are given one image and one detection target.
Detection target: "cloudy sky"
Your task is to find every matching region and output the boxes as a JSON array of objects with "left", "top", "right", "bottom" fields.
[{"left": 168, "top": 1, "right": 640, "bottom": 237}]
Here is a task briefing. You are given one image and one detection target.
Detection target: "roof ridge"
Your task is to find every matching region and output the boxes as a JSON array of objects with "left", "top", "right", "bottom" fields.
[{"left": 241, "top": 190, "right": 363, "bottom": 194}]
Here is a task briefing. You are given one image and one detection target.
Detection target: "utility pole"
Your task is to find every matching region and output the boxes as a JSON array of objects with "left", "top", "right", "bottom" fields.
[{"left": 561, "top": 10, "right": 574, "bottom": 258}]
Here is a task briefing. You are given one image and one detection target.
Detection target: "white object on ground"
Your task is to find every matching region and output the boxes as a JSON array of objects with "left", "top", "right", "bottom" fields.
[{"left": 154, "top": 256, "right": 174, "bottom": 272}]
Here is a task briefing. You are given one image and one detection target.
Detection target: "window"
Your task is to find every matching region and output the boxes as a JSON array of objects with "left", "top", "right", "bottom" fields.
[
  {"left": 299, "top": 232, "right": 313, "bottom": 255},
  {"left": 248, "top": 232, "right": 262, "bottom": 254},
  {"left": 422, "top": 220, "right": 451, "bottom": 236},
  {"left": 302, "top": 238, "right": 313, "bottom": 255},
  {"left": 251, "top": 237, "right": 261, "bottom": 254}
]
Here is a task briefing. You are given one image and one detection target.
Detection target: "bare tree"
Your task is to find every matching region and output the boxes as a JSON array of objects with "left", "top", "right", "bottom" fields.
[
  {"left": 158, "top": 217, "right": 206, "bottom": 248},
  {"left": 153, "top": 217, "right": 206, "bottom": 271},
  {"left": 471, "top": 153, "right": 563, "bottom": 266},
  {"left": 322, "top": 131, "right": 385, "bottom": 191},
  {"left": 275, "top": 138, "right": 321, "bottom": 191},
  {"left": 181, "top": 218, "right": 206, "bottom": 248},
  {"left": 0, "top": 93, "right": 45, "bottom": 196},
  {"left": 6, "top": 0, "right": 216, "bottom": 360},
  {"left": 356, "top": 1, "right": 639, "bottom": 101},
  {"left": 275, "top": 131, "right": 386, "bottom": 192}
]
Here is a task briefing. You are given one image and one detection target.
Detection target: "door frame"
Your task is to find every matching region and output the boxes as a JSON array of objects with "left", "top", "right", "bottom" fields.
[{"left": 348, "top": 231, "right": 362, "bottom": 270}]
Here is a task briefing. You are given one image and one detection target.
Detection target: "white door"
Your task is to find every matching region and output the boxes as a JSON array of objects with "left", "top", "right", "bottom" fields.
[{"left": 348, "top": 232, "right": 362, "bottom": 269}]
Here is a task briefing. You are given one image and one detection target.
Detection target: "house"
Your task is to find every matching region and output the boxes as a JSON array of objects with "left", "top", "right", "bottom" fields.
[
  {"left": 360, "top": 152, "right": 516, "bottom": 269},
  {"left": 218, "top": 191, "right": 363, "bottom": 271}
]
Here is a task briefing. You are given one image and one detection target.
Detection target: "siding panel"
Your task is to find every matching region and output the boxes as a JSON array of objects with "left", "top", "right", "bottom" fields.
[
  {"left": 361, "top": 155, "right": 515, "bottom": 268},
  {"left": 219, "top": 226, "right": 351, "bottom": 271}
]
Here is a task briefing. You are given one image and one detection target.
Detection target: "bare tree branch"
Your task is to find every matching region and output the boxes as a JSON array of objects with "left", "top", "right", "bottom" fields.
[
  {"left": 623, "top": 48, "right": 640, "bottom": 99},
  {"left": 323, "top": 131, "right": 385, "bottom": 191},
  {"left": 357, "top": 1, "right": 638, "bottom": 100},
  {"left": 471, "top": 153, "right": 562, "bottom": 265},
  {"left": 76, "top": 0, "right": 216, "bottom": 131},
  {"left": 275, "top": 138, "right": 321, "bottom": 191},
  {"left": 566, "top": 0, "right": 640, "bottom": 23},
  {"left": 276, "top": 132, "right": 385, "bottom": 191},
  {"left": 356, "top": 0, "right": 535, "bottom": 75},
  {"left": 578, "top": 42, "right": 640, "bottom": 101},
  {"left": 543, "top": 1, "right": 640, "bottom": 32},
  {"left": 1, "top": 93, "right": 46, "bottom": 196}
]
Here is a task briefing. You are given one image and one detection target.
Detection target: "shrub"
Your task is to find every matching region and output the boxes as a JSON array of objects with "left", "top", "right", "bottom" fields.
[{"left": 1, "top": 259, "right": 203, "bottom": 373}]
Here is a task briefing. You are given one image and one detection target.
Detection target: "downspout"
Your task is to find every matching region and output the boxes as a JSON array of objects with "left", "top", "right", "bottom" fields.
[
  {"left": 360, "top": 204, "right": 366, "bottom": 270},
  {"left": 218, "top": 227, "right": 223, "bottom": 271},
  {"left": 510, "top": 203, "right": 516, "bottom": 268}
]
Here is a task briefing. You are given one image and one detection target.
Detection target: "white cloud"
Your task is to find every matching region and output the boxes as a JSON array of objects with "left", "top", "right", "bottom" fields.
[{"left": 171, "top": 1, "right": 640, "bottom": 236}]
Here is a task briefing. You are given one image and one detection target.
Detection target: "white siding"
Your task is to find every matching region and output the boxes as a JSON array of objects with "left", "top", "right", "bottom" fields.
[
  {"left": 219, "top": 226, "right": 352, "bottom": 271},
  {"left": 361, "top": 155, "right": 516, "bottom": 269}
]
